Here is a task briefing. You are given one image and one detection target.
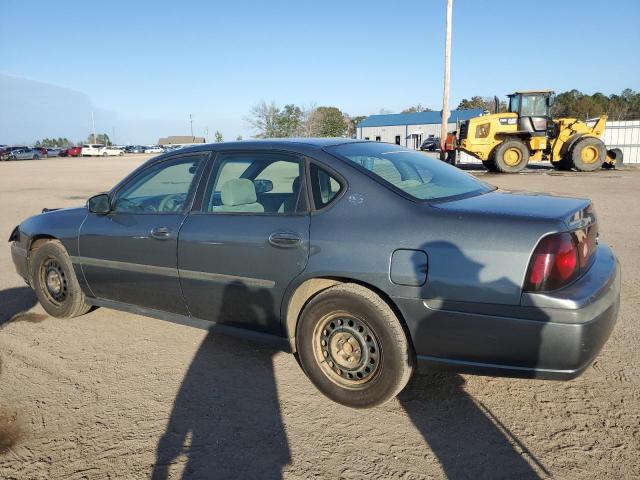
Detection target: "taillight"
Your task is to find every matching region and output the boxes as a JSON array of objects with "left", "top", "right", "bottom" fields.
[{"left": 524, "top": 225, "right": 597, "bottom": 292}]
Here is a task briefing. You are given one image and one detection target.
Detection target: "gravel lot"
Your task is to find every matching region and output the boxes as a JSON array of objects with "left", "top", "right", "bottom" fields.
[{"left": 0, "top": 155, "right": 638, "bottom": 479}]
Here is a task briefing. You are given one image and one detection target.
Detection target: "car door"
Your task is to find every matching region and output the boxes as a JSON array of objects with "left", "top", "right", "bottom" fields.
[
  {"left": 178, "top": 151, "right": 310, "bottom": 335},
  {"left": 78, "top": 152, "right": 208, "bottom": 314}
]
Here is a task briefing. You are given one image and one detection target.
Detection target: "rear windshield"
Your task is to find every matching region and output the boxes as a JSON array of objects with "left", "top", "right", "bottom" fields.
[{"left": 326, "top": 142, "right": 492, "bottom": 201}]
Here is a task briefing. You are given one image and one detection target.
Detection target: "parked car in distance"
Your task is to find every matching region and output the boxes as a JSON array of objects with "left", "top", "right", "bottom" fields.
[
  {"left": 46, "top": 148, "right": 62, "bottom": 157},
  {"left": 143, "top": 145, "right": 164, "bottom": 154},
  {"left": 81, "top": 144, "right": 125, "bottom": 157},
  {"left": 420, "top": 136, "right": 440, "bottom": 151},
  {"left": 0, "top": 146, "right": 27, "bottom": 160},
  {"left": 31, "top": 147, "right": 49, "bottom": 158},
  {"left": 9, "top": 139, "right": 620, "bottom": 408},
  {"left": 124, "top": 145, "right": 145, "bottom": 154},
  {"left": 8, "top": 147, "right": 42, "bottom": 160},
  {"left": 61, "top": 146, "right": 82, "bottom": 157}
]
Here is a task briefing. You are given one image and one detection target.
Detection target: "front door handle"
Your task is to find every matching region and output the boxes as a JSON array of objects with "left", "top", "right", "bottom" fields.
[
  {"left": 150, "top": 226, "right": 172, "bottom": 240},
  {"left": 268, "top": 232, "right": 301, "bottom": 248}
]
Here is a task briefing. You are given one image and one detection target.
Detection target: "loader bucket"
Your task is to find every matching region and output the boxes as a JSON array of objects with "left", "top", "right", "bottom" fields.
[{"left": 604, "top": 148, "right": 623, "bottom": 169}]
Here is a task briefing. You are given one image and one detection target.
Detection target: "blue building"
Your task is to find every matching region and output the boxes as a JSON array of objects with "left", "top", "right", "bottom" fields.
[{"left": 356, "top": 109, "right": 482, "bottom": 149}]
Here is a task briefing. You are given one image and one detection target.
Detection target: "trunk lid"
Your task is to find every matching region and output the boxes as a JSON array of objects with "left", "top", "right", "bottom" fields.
[{"left": 433, "top": 190, "right": 594, "bottom": 230}]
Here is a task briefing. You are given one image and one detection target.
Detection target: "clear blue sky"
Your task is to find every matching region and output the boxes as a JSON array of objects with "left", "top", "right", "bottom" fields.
[{"left": 1, "top": 0, "right": 639, "bottom": 142}]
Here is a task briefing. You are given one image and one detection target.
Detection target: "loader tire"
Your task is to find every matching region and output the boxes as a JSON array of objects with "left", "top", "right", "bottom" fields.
[
  {"left": 570, "top": 137, "right": 605, "bottom": 172},
  {"left": 493, "top": 139, "right": 529, "bottom": 173}
]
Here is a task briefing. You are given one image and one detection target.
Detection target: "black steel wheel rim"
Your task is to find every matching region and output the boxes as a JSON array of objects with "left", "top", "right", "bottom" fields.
[
  {"left": 40, "top": 257, "right": 68, "bottom": 305},
  {"left": 314, "top": 313, "right": 381, "bottom": 386}
]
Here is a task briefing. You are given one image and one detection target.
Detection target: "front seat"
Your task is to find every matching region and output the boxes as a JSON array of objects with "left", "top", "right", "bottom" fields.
[
  {"left": 278, "top": 176, "right": 300, "bottom": 213},
  {"left": 219, "top": 178, "right": 264, "bottom": 213}
]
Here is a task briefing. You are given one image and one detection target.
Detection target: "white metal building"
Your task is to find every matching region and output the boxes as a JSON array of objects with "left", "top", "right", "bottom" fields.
[{"left": 356, "top": 109, "right": 482, "bottom": 149}]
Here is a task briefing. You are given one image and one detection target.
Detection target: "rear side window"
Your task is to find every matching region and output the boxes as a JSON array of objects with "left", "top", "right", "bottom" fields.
[
  {"left": 310, "top": 164, "right": 342, "bottom": 209},
  {"left": 326, "top": 142, "right": 492, "bottom": 201}
]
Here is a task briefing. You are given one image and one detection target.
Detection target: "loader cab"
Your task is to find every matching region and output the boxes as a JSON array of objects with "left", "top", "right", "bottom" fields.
[{"left": 507, "top": 91, "right": 555, "bottom": 135}]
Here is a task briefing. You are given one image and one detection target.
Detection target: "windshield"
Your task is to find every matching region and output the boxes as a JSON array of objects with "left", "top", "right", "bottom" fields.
[
  {"left": 326, "top": 142, "right": 493, "bottom": 201},
  {"left": 521, "top": 95, "right": 548, "bottom": 117}
]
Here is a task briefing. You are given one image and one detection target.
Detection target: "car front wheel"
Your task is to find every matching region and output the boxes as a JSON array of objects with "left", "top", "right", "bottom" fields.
[
  {"left": 31, "top": 240, "right": 91, "bottom": 318},
  {"left": 296, "top": 283, "right": 414, "bottom": 408}
]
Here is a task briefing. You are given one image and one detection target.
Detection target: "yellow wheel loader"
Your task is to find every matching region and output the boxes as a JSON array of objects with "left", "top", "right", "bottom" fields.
[{"left": 457, "top": 90, "right": 623, "bottom": 173}]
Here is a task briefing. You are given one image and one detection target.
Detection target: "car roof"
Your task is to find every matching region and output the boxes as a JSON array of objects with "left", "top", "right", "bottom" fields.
[{"left": 174, "top": 137, "right": 364, "bottom": 155}]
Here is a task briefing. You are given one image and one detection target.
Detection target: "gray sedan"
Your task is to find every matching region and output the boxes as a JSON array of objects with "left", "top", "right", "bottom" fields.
[
  {"left": 9, "top": 148, "right": 41, "bottom": 160},
  {"left": 9, "top": 139, "right": 620, "bottom": 408}
]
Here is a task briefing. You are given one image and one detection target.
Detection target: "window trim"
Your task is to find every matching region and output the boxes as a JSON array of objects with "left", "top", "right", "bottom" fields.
[
  {"left": 305, "top": 157, "right": 348, "bottom": 214},
  {"left": 108, "top": 152, "right": 210, "bottom": 216},
  {"left": 194, "top": 149, "right": 310, "bottom": 217}
]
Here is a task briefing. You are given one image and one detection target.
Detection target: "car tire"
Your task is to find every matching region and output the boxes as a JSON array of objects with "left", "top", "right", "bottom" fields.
[
  {"left": 570, "top": 137, "right": 605, "bottom": 172},
  {"left": 493, "top": 139, "right": 529, "bottom": 173},
  {"left": 31, "top": 240, "right": 91, "bottom": 318},
  {"left": 296, "top": 283, "right": 414, "bottom": 408}
]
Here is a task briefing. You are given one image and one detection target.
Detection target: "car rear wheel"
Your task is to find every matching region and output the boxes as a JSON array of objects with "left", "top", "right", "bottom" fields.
[
  {"left": 31, "top": 240, "right": 91, "bottom": 318},
  {"left": 296, "top": 283, "right": 414, "bottom": 408}
]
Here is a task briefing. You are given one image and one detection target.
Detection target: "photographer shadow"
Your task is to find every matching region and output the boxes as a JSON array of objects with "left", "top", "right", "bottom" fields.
[
  {"left": 398, "top": 241, "right": 550, "bottom": 479},
  {"left": 151, "top": 282, "right": 290, "bottom": 480}
]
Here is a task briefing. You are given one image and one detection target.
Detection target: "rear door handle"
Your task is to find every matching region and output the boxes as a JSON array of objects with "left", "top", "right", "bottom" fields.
[
  {"left": 268, "top": 232, "right": 301, "bottom": 248},
  {"left": 150, "top": 226, "right": 172, "bottom": 240}
]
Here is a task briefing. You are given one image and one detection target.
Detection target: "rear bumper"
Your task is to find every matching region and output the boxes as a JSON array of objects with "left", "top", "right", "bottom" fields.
[{"left": 394, "top": 245, "right": 621, "bottom": 380}]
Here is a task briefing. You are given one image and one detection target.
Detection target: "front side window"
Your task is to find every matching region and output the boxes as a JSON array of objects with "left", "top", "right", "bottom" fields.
[
  {"left": 113, "top": 155, "right": 203, "bottom": 213},
  {"left": 508, "top": 95, "right": 520, "bottom": 114},
  {"left": 326, "top": 142, "right": 492, "bottom": 201},
  {"left": 205, "top": 152, "right": 304, "bottom": 214}
]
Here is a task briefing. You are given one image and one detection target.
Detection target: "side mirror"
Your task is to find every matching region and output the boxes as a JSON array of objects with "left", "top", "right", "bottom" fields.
[
  {"left": 547, "top": 94, "right": 556, "bottom": 107},
  {"left": 254, "top": 179, "right": 274, "bottom": 194},
  {"left": 87, "top": 193, "right": 111, "bottom": 214}
]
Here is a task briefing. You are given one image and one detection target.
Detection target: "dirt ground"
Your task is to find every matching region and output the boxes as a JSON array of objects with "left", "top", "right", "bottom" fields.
[{"left": 0, "top": 155, "right": 638, "bottom": 479}]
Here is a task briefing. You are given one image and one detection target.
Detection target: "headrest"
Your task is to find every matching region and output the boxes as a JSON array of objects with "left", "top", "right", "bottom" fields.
[
  {"left": 221, "top": 178, "right": 258, "bottom": 206},
  {"left": 292, "top": 176, "right": 300, "bottom": 192}
]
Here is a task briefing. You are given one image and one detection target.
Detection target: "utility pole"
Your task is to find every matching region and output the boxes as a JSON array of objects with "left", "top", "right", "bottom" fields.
[
  {"left": 440, "top": 0, "right": 453, "bottom": 158},
  {"left": 189, "top": 114, "right": 194, "bottom": 137},
  {"left": 91, "top": 111, "right": 97, "bottom": 144}
]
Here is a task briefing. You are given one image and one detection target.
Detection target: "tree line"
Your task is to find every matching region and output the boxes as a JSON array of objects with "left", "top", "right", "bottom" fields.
[
  {"left": 455, "top": 89, "right": 640, "bottom": 120},
  {"left": 247, "top": 89, "right": 638, "bottom": 139},
  {"left": 246, "top": 101, "right": 365, "bottom": 139}
]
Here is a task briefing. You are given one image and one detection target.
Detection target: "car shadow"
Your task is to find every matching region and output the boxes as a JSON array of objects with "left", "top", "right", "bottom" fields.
[
  {"left": 0, "top": 286, "right": 41, "bottom": 327},
  {"left": 151, "top": 282, "right": 290, "bottom": 480},
  {"left": 397, "top": 242, "right": 551, "bottom": 479}
]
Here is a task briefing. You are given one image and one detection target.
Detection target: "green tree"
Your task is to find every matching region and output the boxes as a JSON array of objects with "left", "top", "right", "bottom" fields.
[
  {"left": 214, "top": 130, "right": 223, "bottom": 142},
  {"left": 401, "top": 104, "right": 432, "bottom": 113},
  {"left": 312, "top": 106, "right": 347, "bottom": 137},
  {"left": 87, "top": 133, "right": 111, "bottom": 145},
  {"left": 457, "top": 96, "right": 506, "bottom": 113},
  {"left": 236, "top": 135, "right": 243, "bottom": 141},
  {"left": 276, "top": 104, "right": 303, "bottom": 137}
]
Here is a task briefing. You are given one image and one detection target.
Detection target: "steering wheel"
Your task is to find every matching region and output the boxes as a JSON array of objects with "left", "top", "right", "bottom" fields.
[{"left": 158, "top": 193, "right": 185, "bottom": 212}]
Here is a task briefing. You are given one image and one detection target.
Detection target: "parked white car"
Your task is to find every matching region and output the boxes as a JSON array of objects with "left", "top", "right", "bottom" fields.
[
  {"left": 81, "top": 144, "right": 124, "bottom": 157},
  {"left": 143, "top": 146, "right": 164, "bottom": 154}
]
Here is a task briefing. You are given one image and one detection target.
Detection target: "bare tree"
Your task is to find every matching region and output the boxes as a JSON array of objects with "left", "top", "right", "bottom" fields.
[{"left": 245, "top": 101, "right": 281, "bottom": 138}]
